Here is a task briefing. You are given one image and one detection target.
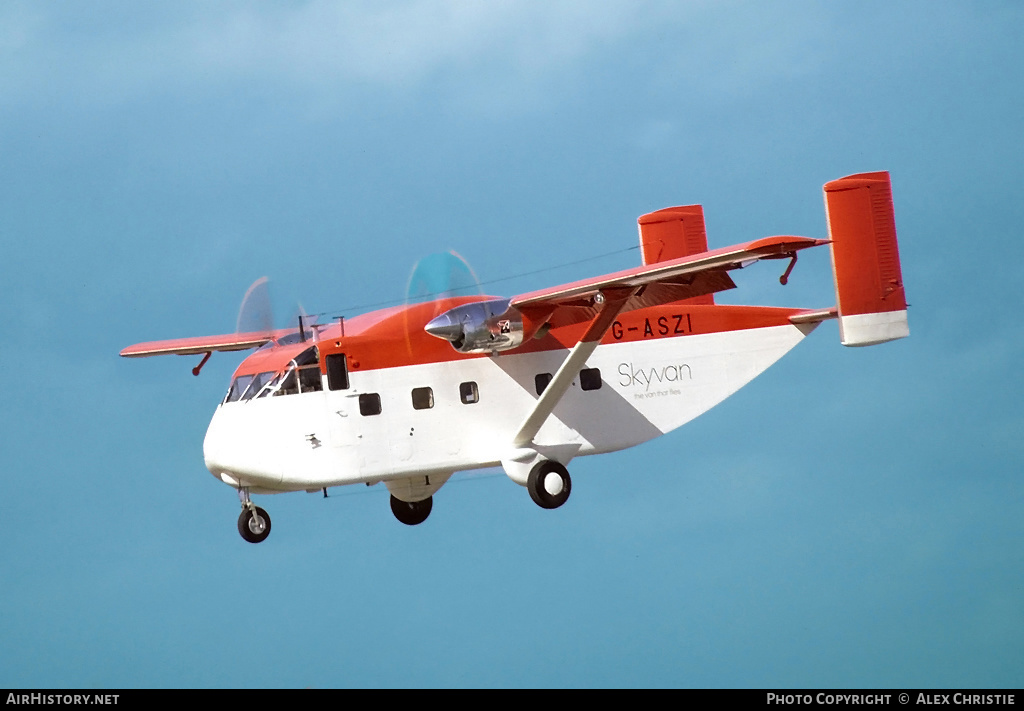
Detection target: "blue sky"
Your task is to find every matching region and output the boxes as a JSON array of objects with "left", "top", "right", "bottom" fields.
[{"left": 1, "top": 0, "right": 1022, "bottom": 688}]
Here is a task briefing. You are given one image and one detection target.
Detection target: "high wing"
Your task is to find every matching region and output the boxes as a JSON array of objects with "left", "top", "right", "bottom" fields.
[
  {"left": 511, "top": 234, "right": 827, "bottom": 325},
  {"left": 508, "top": 234, "right": 828, "bottom": 448},
  {"left": 120, "top": 331, "right": 275, "bottom": 358}
]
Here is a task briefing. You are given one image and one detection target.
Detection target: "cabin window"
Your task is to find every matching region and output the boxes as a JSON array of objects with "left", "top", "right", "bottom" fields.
[
  {"left": 580, "top": 367, "right": 602, "bottom": 391},
  {"left": 460, "top": 381, "right": 479, "bottom": 404},
  {"left": 535, "top": 373, "right": 552, "bottom": 395},
  {"left": 412, "top": 387, "right": 434, "bottom": 410},
  {"left": 326, "top": 353, "right": 349, "bottom": 391},
  {"left": 359, "top": 393, "right": 382, "bottom": 416}
]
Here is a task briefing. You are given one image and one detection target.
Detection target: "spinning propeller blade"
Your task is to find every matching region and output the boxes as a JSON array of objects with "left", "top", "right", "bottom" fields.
[
  {"left": 405, "top": 251, "right": 483, "bottom": 304},
  {"left": 403, "top": 251, "right": 484, "bottom": 354},
  {"left": 236, "top": 276, "right": 274, "bottom": 336}
]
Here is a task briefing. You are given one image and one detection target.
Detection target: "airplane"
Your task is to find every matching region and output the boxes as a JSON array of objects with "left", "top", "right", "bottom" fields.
[{"left": 121, "top": 171, "right": 909, "bottom": 543}]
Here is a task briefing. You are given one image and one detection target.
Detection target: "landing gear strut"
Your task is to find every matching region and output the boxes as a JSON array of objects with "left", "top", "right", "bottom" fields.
[
  {"left": 237, "top": 489, "right": 271, "bottom": 543},
  {"left": 527, "top": 460, "right": 572, "bottom": 509},
  {"left": 390, "top": 495, "right": 432, "bottom": 526}
]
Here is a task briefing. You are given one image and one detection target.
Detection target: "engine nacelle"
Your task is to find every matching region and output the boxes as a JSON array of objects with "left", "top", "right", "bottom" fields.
[{"left": 424, "top": 298, "right": 526, "bottom": 354}]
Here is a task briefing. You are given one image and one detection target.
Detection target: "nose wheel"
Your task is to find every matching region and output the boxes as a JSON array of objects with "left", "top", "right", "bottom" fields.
[{"left": 237, "top": 489, "right": 271, "bottom": 543}]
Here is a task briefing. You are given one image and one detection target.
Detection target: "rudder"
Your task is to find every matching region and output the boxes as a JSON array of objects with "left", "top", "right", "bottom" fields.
[
  {"left": 824, "top": 171, "right": 909, "bottom": 346},
  {"left": 638, "top": 205, "right": 715, "bottom": 305}
]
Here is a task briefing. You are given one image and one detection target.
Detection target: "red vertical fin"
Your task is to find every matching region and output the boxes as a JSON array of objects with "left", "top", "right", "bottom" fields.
[
  {"left": 824, "top": 171, "right": 909, "bottom": 346},
  {"left": 637, "top": 205, "right": 714, "bottom": 305}
]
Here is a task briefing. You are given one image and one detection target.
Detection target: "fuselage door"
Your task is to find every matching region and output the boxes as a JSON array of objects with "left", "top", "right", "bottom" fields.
[{"left": 324, "top": 353, "right": 356, "bottom": 448}]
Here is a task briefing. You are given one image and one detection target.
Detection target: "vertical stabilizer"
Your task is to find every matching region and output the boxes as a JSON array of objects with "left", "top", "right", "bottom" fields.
[
  {"left": 824, "top": 171, "right": 909, "bottom": 346},
  {"left": 638, "top": 205, "right": 714, "bottom": 305}
]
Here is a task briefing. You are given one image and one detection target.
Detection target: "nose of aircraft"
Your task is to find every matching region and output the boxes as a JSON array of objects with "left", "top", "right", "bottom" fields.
[{"left": 203, "top": 408, "right": 225, "bottom": 478}]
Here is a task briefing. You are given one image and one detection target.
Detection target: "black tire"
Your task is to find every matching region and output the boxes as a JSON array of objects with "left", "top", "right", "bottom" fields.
[
  {"left": 238, "top": 506, "right": 271, "bottom": 543},
  {"left": 390, "top": 495, "right": 432, "bottom": 526},
  {"left": 527, "top": 460, "right": 571, "bottom": 509}
]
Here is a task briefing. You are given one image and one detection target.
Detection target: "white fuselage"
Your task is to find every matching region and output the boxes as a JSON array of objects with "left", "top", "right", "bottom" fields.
[{"left": 203, "top": 318, "right": 815, "bottom": 495}]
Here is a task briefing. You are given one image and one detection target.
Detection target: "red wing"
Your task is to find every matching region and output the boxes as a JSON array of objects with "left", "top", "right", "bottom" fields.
[
  {"left": 511, "top": 235, "right": 828, "bottom": 327},
  {"left": 120, "top": 331, "right": 274, "bottom": 358}
]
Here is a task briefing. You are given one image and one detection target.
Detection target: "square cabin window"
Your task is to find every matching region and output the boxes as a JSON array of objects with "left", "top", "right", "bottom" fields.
[
  {"left": 359, "top": 393, "right": 382, "bottom": 416},
  {"left": 580, "top": 367, "right": 602, "bottom": 391},
  {"left": 535, "top": 373, "right": 553, "bottom": 396},
  {"left": 412, "top": 387, "right": 434, "bottom": 410},
  {"left": 460, "top": 381, "right": 479, "bottom": 404}
]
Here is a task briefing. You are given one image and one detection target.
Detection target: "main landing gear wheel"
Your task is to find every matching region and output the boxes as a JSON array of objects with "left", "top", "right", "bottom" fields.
[
  {"left": 238, "top": 506, "right": 271, "bottom": 543},
  {"left": 527, "top": 460, "right": 572, "bottom": 509},
  {"left": 390, "top": 495, "right": 432, "bottom": 526}
]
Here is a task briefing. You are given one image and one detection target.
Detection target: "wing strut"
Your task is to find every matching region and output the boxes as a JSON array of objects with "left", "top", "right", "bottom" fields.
[
  {"left": 511, "top": 287, "right": 634, "bottom": 448},
  {"left": 192, "top": 351, "right": 213, "bottom": 376}
]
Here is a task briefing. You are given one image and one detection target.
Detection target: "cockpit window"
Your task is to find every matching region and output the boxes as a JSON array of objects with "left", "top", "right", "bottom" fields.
[
  {"left": 224, "top": 347, "right": 322, "bottom": 404},
  {"left": 274, "top": 369, "right": 298, "bottom": 396},
  {"left": 256, "top": 372, "right": 283, "bottom": 399},
  {"left": 298, "top": 366, "right": 322, "bottom": 393},
  {"left": 225, "top": 374, "right": 254, "bottom": 403},
  {"left": 262, "top": 364, "right": 321, "bottom": 397},
  {"left": 240, "top": 371, "right": 275, "bottom": 401},
  {"left": 294, "top": 346, "right": 319, "bottom": 366}
]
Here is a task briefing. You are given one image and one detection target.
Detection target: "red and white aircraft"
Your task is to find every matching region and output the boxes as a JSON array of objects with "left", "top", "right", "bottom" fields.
[{"left": 122, "top": 171, "right": 908, "bottom": 542}]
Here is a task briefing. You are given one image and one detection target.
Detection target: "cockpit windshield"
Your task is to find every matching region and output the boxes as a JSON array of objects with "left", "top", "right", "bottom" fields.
[
  {"left": 244, "top": 372, "right": 274, "bottom": 400},
  {"left": 225, "top": 374, "right": 253, "bottom": 403},
  {"left": 223, "top": 346, "right": 322, "bottom": 404}
]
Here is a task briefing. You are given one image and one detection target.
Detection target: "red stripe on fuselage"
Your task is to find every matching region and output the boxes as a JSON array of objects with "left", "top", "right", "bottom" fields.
[{"left": 228, "top": 298, "right": 812, "bottom": 379}]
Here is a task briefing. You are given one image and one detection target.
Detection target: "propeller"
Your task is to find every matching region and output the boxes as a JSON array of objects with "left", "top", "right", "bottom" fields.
[
  {"left": 405, "top": 250, "right": 483, "bottom": 304},
  {"left": 403, "top": 251, "right": 483, "bottom": 354},
  {"left": 186, "top": 276, "right": 277, "bottom": 376},
  {"left": 236, "top": 276, "right": 274, "bottom": 335},
  {"left": 237, "top": 276, "right": 315, "bottom": 345},
  {"left": 219, "top": 256, "right": 480, "bottom": 370}
]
